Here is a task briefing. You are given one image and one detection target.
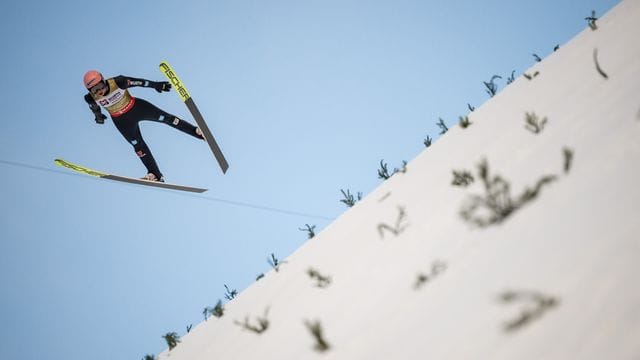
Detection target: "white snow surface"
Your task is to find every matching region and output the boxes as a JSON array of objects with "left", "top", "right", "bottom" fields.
[{"left": 159, "top": 1, "right": 640, "bottom": 359}]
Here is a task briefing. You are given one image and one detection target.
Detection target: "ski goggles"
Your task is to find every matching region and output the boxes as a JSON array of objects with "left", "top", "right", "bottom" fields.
[{"left": 89, "top": 81, "right": 107, "bottom": 95}]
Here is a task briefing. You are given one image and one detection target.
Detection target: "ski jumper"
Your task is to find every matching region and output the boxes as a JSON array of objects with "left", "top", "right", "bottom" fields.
[{"left": 84, "top": 76, "right": 203, "bottom": 179}]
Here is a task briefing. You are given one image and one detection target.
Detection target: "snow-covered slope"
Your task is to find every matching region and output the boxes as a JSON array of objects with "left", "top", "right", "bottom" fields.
[{"left": 159, "top": 1, "right": 640, "bottom": 359}]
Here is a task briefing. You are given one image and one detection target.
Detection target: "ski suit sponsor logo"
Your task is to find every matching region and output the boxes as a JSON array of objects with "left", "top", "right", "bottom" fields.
[
  {"left": 98, "top": 88, "right": 125, "bottom": 106},
  {"left": 127, "top": 80, "right": 145, "bottom": 86},
  {"left": 93, "top": 78, "right": 135, "bottom": 116}
]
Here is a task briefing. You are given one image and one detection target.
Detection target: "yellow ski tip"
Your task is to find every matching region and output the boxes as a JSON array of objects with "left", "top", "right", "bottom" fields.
[
  {"left": 54, "top": 158, "right": 108, "bottom": 178},
  {"left": 159, "top": 61, "right": 191, "bottom": 102}
]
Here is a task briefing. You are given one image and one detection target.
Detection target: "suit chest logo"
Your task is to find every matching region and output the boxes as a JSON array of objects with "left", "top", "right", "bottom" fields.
[{"left": 97, "top": 88, "right": 126, "bottom": 107}]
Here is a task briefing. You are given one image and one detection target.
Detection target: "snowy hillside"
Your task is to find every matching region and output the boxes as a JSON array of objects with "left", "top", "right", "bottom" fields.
[{"left": 158, "top": 1, "right": 640, "bottom": 359}]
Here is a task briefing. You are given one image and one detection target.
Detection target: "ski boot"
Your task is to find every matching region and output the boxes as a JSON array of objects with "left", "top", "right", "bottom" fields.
[
  {"left": 142, "top": 173, "right": 165, "bottom": 182},
  {"left": 196, "top": 127, "right": 205, "bottom": 140}
]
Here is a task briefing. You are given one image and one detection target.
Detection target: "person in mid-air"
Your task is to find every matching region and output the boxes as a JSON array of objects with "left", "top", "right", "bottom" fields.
[{"left": 83, "top": 70, "right": 204, "bottom": 182}]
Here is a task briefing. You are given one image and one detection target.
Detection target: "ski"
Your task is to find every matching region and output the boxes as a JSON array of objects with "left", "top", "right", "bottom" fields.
[
  {"left": 159, "top": 61, "right": 229, "bottom": 174},
  {"left": 54, "top": 158, "right": 208, "bottom": 193}
]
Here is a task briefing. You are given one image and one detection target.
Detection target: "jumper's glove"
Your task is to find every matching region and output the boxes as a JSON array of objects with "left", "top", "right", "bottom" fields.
[
  {"left": 154, "top": 81, "right": 172, "bottom": 93},
  {"left": 94, "top": 112, "right": 106, "bottom": 124}
]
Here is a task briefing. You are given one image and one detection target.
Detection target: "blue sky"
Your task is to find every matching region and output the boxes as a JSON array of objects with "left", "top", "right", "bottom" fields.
[{"left": 0, "top": 0, "right": 619, "bottom": 359}]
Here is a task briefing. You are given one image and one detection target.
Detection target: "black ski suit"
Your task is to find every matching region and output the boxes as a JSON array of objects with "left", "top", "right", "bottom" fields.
[{"left": 84, "top": 75, "right": 203, "bottom": 179}]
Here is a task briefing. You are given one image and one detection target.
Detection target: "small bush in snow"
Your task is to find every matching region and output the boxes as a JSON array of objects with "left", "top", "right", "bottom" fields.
[
  {"left": 498, "top": 289, "right": 560, "bottom": 333},
  {"left": 162, "top": 332, "right": 180, "bottom": 351},
  {"left": 423, "top": 135, "right": 433, "bottom": 148},
  {"left": 585, "top": 10, "right": 598, "bottom": 30},
  {"left": 593, "top": 49, "right": 608, "bottom": 79},
  {"left": 224, "top": 284, "right": 237, "bottom": 300},
  {"left": 483, "top": 75, "right": 502, "bottom": 97},
  {"left": 563, "top": 147, "right": 574, "bottom": 174},
  {"left": 437, "top": 117, "right": 449, "bottom": 134},
  {"left": 299, "top": 224, "right": 316, "bottom": 239},
  {"left": 235, "top": 308, "right": 270, "bottom": 334},
  {"left": 340, "top": 189, "right": 362, "bottom": 208},
  {"left": 378, "top": 160, "right": 407, "bottom": 180},
  {"left": 414, "top": 260, "right": 448, "bottom": 290},
  {"left": 304, "top": 320, "right": 331, "bottom": 352},
  {"left": 459, "top": 116, "right": 472, "bottom": 129},
  {"left": 307, "top": 268, "right": 332, "bottom": 288},
  {"left": 377, "top": 206, "right": 409, "bottom": 239},
  {"left": 524, "top": 112, "right": 548, "bottom": 134},
  {"left": 459, "top": 158, "right": 557, "bottom": 228},
  {"left": 452, "top": 170, "right": 475, "bottom": 187},
  {"left": 268, "top": 253, "right": 287, "bottom": 272}
]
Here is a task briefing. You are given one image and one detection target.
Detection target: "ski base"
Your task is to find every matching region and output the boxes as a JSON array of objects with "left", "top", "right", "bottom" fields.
[
  {"left": 54, "top": 158, "right": 207, "bottom": 193},
  {"left": 159, "top": 61, "right": 229, "bottom": 174}
]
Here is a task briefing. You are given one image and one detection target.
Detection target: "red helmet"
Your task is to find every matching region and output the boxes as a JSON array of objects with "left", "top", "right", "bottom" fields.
[{"left": 83, "top": 70, "right": 104, "bottom": 89}]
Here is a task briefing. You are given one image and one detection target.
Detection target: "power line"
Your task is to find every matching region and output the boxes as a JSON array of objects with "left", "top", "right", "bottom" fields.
[
  {"left": 182, "top": 193, "right": 335, "bottom": 220},
  {"left": 0, "top": 159, "right": 80, "bottom": 178},
  {"left": 0, "top": 159, "right": 335, "bottom": 221}
]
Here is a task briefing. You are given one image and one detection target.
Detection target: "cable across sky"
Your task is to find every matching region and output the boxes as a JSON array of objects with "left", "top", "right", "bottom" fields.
[{"left": 0, "top": 159, "right": 335, "bottom": 220}]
